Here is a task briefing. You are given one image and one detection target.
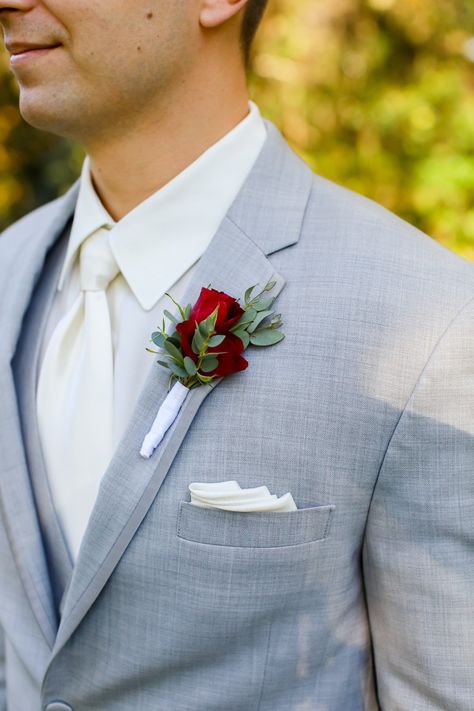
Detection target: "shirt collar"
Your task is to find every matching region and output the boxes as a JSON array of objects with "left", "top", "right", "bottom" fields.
[{"left": 57, "top": 99, "right": 267, "bottom": 311}]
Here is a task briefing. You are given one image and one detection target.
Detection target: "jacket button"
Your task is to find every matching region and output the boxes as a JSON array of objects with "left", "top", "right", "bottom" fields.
[{"left": 45, "top": 703, "right": 73, "bottom": 711}]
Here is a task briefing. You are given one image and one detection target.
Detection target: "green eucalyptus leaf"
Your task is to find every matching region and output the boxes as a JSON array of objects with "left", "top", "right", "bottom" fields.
[
  {"left": 200, "top": 356, "right": 219, "bottom": 373},
  {"left": 231, "top": 308, "right": 257, "bottom": 331},
  {"left": 169, "top": 356, "right": 185, "bottom": 368},
  {"left": 208, "top": 334, "right": 225, "bottom": 347},
  {"left": 164, "top": 339, "right": 183, "bottom": 361},
  {"left": 183, "top": 356, "right": 197, "bottom": 376},
  {"left": 167, "top": 360, "right": 187, "bottom": 378},
  {"left": 244, "top": 284, "right": 258, "bottom": 303},
  {"left": 249, "top": 329, "right": 285, "bottom": 346},
  {"left": 167, "top": 335, "right": 181, "bottom": 349},
  {"left": 264, "top": 280, "right": 277, "bottom": 292},
  {"left": 253, "top": 297, "right": 274, "bottom": 312},
  {"left": 192, "top": 326, "right": 206, "bottom": 354},
  {"left": 184, "top": 304, "right": 192, "bottom": 319},
  {"left": 151, "top": 332, "right": 165, "bottom": 348},
  {"left": 243, "top": 307, "right": 258, "bottom": 321},
  {"left": 164, "top": 309, "right": 179, "bottom": 325},
  {"left": 234, "top": 330, "right": 250, "bottom": 348},
  {"left": 247, "top": 309, "right": 273, "bottom": 334},
  {"left": 204, "top": 306, "right": 219, "bottom": 333},
  {"left": 198, "top": 320, "right": 210, "bottom": 338},
  {"left": 201, "top": 351, "right": 226, "bottom": 360}
]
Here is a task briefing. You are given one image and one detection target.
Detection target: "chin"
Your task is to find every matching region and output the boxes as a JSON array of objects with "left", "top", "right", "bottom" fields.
[{"left": 18, "top": 89, "right": 79, "bottom": 139}]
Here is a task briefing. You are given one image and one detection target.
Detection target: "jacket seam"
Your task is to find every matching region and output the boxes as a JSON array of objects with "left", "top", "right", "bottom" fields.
[{"left": 361, "top": 291, "right": 474, "bottom": 541}]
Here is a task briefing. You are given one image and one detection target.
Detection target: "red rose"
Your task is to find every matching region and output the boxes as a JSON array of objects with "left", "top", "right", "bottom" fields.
[
  {"left": 189, "top": 287, "right": 244, "bottom": 331},
  {"left": 176, "top": 287, "right": 248, "bottom": 378}
]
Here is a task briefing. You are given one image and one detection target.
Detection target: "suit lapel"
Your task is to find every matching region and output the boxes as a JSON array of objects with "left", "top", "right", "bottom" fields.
[
  {"left": 52, "top": 120, "right": 314, "bottom": 658},
  {"left": 0, "top": 183, "right": 80, "bottom": 649}
]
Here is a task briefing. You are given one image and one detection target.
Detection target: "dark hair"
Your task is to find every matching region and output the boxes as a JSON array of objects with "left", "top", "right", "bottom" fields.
[{"left": 240, "top": 0, "right": 269, "bottom": 67}]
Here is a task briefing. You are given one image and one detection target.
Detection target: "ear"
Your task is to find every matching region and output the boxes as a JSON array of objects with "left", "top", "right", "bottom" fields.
[{"left": 199, "top": 0, "right": 249, "bottom": 29}]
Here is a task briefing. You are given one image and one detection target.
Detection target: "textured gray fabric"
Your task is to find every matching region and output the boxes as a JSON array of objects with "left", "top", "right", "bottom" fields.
[
  {"left": 0, "top": 624, "right": 5, "bottom": 711},
  {"left": 1, "top": 116, "right": 474, "bottom": 710},
  {"left": 11, "top": 222, "right": 74, "bottom": 620}
]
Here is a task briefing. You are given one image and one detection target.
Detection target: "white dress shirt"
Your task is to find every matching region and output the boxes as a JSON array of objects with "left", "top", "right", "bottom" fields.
[{"left": 37, "top": 99, "right": 267, "bottom": 560}]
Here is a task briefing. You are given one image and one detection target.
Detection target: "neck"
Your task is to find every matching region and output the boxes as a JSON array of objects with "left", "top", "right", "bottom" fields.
[{"left": 84, "top": 78, "right": 250, "bottom": 221}]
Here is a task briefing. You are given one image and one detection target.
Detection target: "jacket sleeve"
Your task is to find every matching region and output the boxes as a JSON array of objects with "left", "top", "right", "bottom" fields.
[{"left": 362, "top": 296, "right": 474, "bottom": 710}]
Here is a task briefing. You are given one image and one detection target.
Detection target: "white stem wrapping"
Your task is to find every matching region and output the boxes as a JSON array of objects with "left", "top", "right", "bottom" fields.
[{"left": 140, "top": 381, "right": 190, "bottom": 459}]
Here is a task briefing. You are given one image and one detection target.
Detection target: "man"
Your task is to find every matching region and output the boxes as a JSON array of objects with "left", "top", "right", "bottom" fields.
[{"left": 0, "top": 0, "right": 473, "bottom": 709}]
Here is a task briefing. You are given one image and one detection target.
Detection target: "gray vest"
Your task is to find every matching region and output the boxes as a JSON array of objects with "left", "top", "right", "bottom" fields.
[{"left": 11, "top": 222, "right": 74, "bottom": 624}]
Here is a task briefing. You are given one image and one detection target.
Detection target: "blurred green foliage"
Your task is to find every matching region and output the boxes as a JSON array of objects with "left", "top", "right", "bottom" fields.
[
  {"left": 1, "top": 0, "right": 474, "bottom": 259},
  {"left": 0, "top": 50, "right": 83, "bottom": 228}
]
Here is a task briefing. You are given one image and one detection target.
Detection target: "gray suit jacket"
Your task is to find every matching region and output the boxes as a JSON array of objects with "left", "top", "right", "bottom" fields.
[{"left": 1, "top": 117, "right": 473, "bottom": 711}]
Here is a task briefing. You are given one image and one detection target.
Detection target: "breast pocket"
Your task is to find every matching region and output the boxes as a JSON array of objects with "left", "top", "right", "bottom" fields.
[
  {"left": 177, "top": 500, "right": 335, "bottom": 548},
  {"left": 172, "top": 498, "right": 336, "bottom": 693},
  {"left": 175, "top": 499, "right": 336, "bottom": 629}
]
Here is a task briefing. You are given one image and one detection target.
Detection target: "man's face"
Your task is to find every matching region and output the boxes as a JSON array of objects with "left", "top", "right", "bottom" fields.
[{"left": 0, "top": 1, "right": 196, "bottom": 141}]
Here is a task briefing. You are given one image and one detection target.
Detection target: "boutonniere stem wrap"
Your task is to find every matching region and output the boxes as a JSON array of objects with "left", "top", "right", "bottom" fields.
[{"left": 139, "top": 279, "right": 284, "bottom": 459}]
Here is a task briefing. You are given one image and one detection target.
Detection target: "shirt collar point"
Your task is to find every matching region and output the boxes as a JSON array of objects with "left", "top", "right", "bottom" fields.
[
  {"left": 123, "top": 277, "right": 158, "bottom": 311},
  {"left": 137, "top": 292, "right": 159, "bottom": 312}
]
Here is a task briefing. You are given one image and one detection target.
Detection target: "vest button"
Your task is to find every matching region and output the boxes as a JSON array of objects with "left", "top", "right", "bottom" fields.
[{"left": 45, "top": 703, "right": 73, "bottom": 711}]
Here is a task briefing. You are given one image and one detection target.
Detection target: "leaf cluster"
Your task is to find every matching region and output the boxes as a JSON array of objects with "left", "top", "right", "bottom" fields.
[{"left": 229, "top": 279, "right": 285, "bottom": 348}]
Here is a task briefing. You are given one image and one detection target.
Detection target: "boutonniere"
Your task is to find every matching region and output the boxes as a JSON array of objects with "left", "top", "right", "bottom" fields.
[{"left": 139, "top": 279, "right": 284, "bottom": 458}]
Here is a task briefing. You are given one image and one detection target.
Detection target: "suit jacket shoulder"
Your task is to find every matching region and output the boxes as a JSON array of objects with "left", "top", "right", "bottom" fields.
[
  {"left": 1, "top": 194, "right": 64, "bottom": 252},
  {"left": 300, "top": 172, "right": 474, "bottom": 319},
  {"left": 0, "top": 184, "right": 78, "bottom": 303}
]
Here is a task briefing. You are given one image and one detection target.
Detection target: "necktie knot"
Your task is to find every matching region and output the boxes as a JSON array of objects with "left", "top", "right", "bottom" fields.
[{"left": 79, "top": 227, "right": 120, "bottom": 292}]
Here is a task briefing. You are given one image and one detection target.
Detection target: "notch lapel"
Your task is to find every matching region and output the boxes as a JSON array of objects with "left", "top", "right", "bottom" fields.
[
  {"left": 51, "top": 119, "right": 314, "bottom": 659},
  {"left": 0, "top": 182, "right": 80, "bottom": 649}
]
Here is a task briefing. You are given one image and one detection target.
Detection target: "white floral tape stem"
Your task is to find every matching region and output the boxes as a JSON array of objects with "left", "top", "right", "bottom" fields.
[{"left": 140, "top": 381, "right": 189, "bottom": 459}]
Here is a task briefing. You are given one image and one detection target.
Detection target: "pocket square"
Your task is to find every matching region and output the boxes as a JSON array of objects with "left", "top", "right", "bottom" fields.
[{"left": 188, "top": 480, "right": 297, "bottom": 512}]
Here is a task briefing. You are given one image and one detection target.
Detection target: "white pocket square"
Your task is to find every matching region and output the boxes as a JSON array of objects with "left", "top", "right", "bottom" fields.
[{"left": 188, "top": 480, "right": 297, "bottom": 512}]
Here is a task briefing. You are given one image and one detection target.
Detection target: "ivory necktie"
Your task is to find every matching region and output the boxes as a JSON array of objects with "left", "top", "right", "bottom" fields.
[{"left": 37, "top": 226, "right": 120, "bottom": 560}]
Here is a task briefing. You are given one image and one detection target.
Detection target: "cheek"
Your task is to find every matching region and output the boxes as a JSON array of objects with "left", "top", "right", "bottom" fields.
[
  {"left": 37, "top": 1, "right": 195, "bottom": 102},
  {"left": 47, "top": 2, "right": 129, "bottom": 68},
  {"left": 69, "top": 20, "right": 153, "bottom": 84}
]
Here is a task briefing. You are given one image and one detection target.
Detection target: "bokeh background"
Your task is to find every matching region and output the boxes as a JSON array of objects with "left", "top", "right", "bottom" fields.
[{"left": 1, "top": 0, "right": 474, "bottom": 258}]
